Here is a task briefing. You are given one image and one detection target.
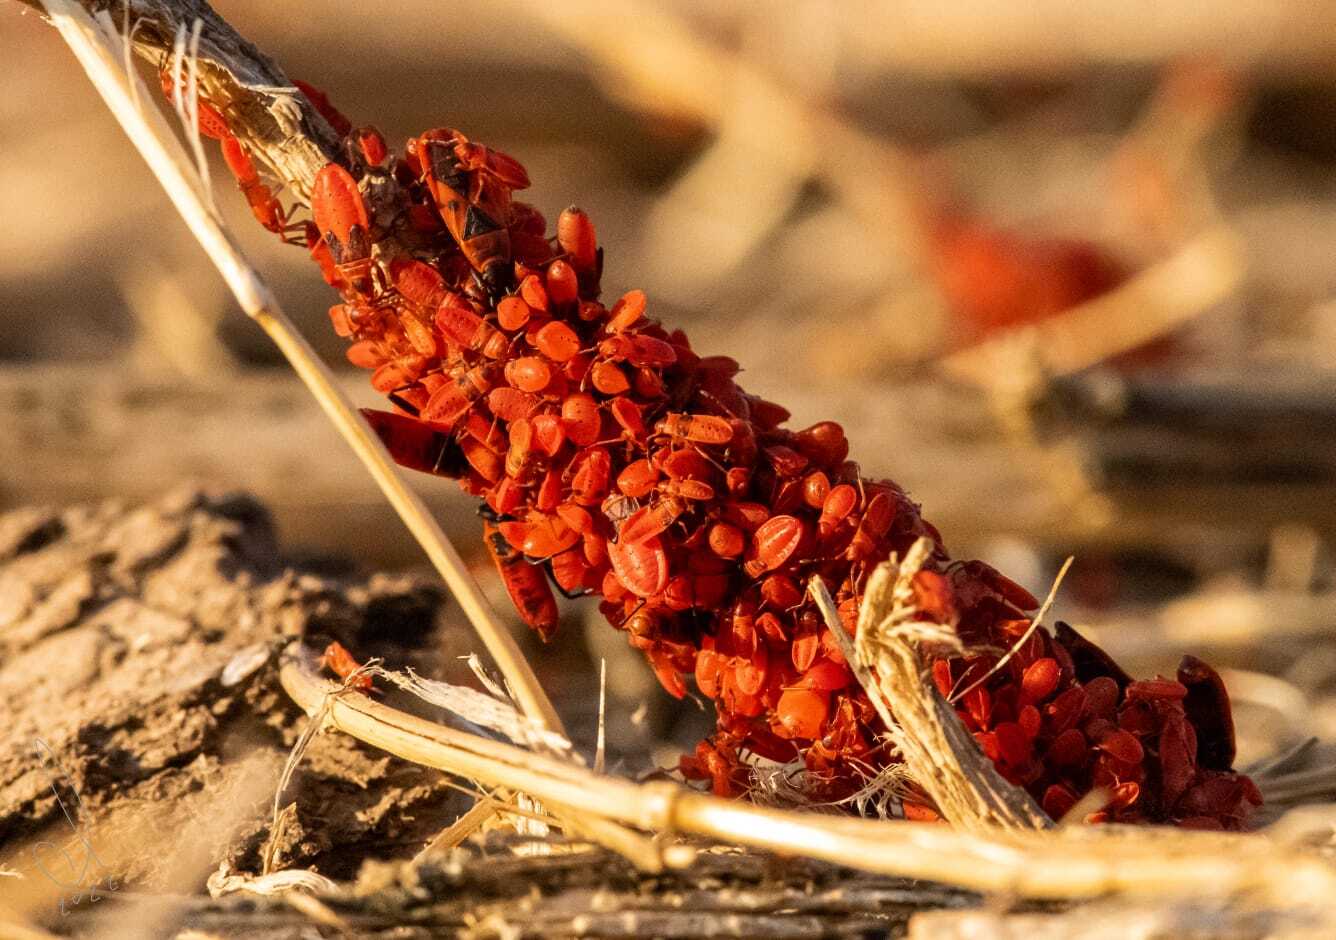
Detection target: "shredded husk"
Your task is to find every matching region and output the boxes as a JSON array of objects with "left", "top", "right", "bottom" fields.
[{"left": 810, "top": 539, "right": 1051, "bottom": 831}]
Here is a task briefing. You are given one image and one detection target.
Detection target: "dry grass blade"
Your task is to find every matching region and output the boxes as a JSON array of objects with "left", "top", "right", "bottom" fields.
[
  {"left": 359, "top": 660, "right": 662, "bottom": 866},
  {"left": 413, "top": 794, "right": 509, "bottom": 862},
  {"left": 208, "top": 864, "right": 350, "bottom": 930},
  {"left": 354, "top": 661, "right": 667, "bottom": 866},
  {"left": 595, "top": 659, "right": 608, "bottom": 776},
  {"left": 261, "top": 663, "right": 373, "bottom": 874},
  {"left": 280, "top": 640, "right": 1336, "bottom": 904},
  {"left": 38, "top": 0, "right": 562, "bottom": 737},
  {"left": 368, "top": 664, "right": 573, "bottom": 757}
]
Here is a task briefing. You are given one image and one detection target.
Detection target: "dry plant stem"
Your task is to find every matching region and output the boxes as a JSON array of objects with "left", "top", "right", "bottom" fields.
[
  {"left": 366, "top": 662, "right": 665, "bottom": 866},
  {"left": 18, "top": 0, "right": 339, "bottom": 198},
  {"left": 281, "top": 893, "right": 348, "bottom": 932},
  {"left": 262, "top": 667, "right": 351, "bottom": 875},
  {"left": 908, "top": 901, "right": 1336, "bottom": 940},
  {"left": 413, "top": 793, "right": 507, "bottom": 861},
  {"left": 37, "top": 0, "right": 562, "bottom": 737},
  {"left": 280, "top": 642, "right": 1336, "bottom": 904},
  {"left": 285, "top": 650, "right": 665, "bottom": 872},
  {"left": 810, "top": 545, "right": 1051, "bottom": 832},
  {"left": 208, "top": 866, "right": 339, "bottom": 899}
]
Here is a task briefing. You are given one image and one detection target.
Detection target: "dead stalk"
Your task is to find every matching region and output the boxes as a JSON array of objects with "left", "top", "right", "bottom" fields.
[{"left": 280, "top": 640, "right": 1336, "bottom": 904}]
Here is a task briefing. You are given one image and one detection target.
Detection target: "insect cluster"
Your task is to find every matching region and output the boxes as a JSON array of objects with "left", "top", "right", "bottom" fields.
[{"left": 170, "top": 75, "right": 1260, "bottom": 829}]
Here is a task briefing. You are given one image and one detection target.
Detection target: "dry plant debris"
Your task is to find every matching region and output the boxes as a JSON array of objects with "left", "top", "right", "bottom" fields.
[{"left": 279, "top": 638, "right": 1336, "bottom": 906}]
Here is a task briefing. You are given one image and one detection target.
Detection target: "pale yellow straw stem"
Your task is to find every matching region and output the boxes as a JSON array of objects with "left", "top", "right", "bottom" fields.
[{"left": 281, "top": 640, "right": 1336, "bottom": 905}]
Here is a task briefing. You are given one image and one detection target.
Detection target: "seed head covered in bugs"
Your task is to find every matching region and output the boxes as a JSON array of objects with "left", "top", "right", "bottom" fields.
[{"left": 170, "top": 76, "right": 1261, "bottom": 830}]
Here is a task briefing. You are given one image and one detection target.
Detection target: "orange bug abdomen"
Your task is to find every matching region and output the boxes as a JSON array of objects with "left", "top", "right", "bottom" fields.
[
  {"left": 319, "top": 641, "right": 375, "bottom": 691},
  {"left": 558, "top": 207, "right": 599, "bottom": 271},
  {"left": 607, "top": 534, "right": 669, "bottom": 598},
  {"left": 744, "top": 515, "right": 805, "bottom": 577}
]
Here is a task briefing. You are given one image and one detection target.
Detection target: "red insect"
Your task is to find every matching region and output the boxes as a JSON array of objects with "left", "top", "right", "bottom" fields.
[
  {"left": 504, "top": 417, "right": 542, "bottom": 483},
  {"left": 311, "top": 163, "right": 373, "bottom": 293},
  {"left": 818, "top": 484, "right": 858, "bottom": 537},
  {"left": 606, "top": 290, "right": 646, "bottom": 334},
  {"left": 743, "top": 514, "right": 805, "bottom": 577},
  {"left": 568, "top": 447, "right": 612, "bottom": 505},
  {"left": 319, "top": 640, "right": 375, "bottom": 691},
  {"left": 504, "top": 356, "right": 553, "bottom": 394},
  {"left": 557, "top": 207, "right": 599, "bottom": 272},
  {"left": 561, "top": 393, "right": 602, "bottom": 446},
  {"left": 499, "top": 513, "right": 580, "bottom": 559},
  {"left": 708, "top": 522, "right": 745, "bottom": 558},
  {"left": 158, "top": 66, "right": 232, "bottom": 140},
  {"left": 220, "top": 138, "right": 299, "bottom": 239},
  {"left": 414, "top": 128, "right": 530, "bottom": 296},
  {"left": 598, "top": 333, "right": 677, "bottom": 369},
  {"left": 607, "top": 534, "right": 669, "bottom": 598},
  {"left": 422, "top": 364, "right": 496, "bottom": 428},
  {"left": 545, "top": 260, "right": 579, "bottom": 305},
  {"left": 616, "top": 459, "right": 658, "bottom": 499},
  {"left": 391, "top": 258, "right": 448, "bottom": 312},
  {"left": 655, "top": 413, "right": 733, "bottom": 446},
  {"left": 534, "top": 321, "right": 580, "bottom": 362},
  {"left": 483, "top": 521, "right": 558, "bottom": 640},
  {"left": 437, "top": 302, "right": 509, "bottom": 359},
  {"left": 618, "top": 479, "right": 714, "bottom": 545}
]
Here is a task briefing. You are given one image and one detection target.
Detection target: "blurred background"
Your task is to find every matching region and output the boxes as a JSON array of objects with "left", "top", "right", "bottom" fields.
[{"left": 6, "top": 0, "right": 1336, "bottom": 767}]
